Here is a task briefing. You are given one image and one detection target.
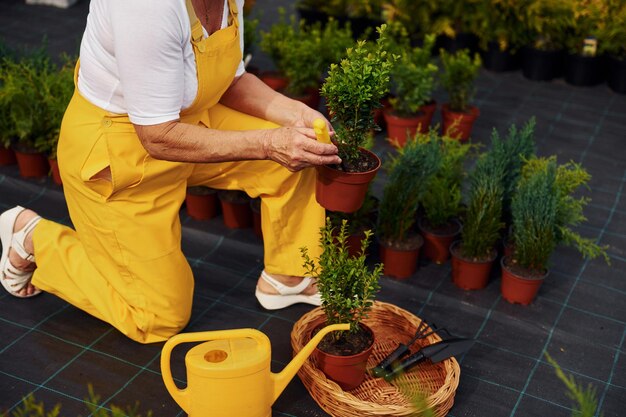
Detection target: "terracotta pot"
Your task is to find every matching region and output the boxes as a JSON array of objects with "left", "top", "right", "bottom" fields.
[
  {"left": 379, "top": 236, "right": 423, "bottom": 279},
  {"left": 218, "top": 190, "right": 252, "bottom": 229},
  {"left": 259, "top": 71, "right": 289, "bottom": 91},
  {"left": 48, "top": 158, "right": 63, "bottom": 186},
  {"left": 315, "top": 148, "right": 381, "bottom": 213},
  {"left": 420, "top": 101, "right": 437, "bottom": 127},
  {"left": 441, "top": 104, "right": 480, "bottom": 142},
  {"left": 383, "top": 109, "right": 431, "bottom": 147},
  {"left": 373, "top": 97, "right": 391, "bottom": 128},
  {"left": 500, "top": 256, "right": 547, "bottom": 305},
  {"left": 418, "top": 218, "right": 461, "bottom": 264},
  {"left": 450, "top": 241, "right": 497, "bottom": 290},
  {"left": 0, "top": 146, "right": 17, "bottom": 166},
  {"left": 313, "top": 323, "right": 375, "bottom": 391},
  {"left": 14, "top": 148, "right": 49, "bottom": 178},
  {"left": 250, "top": 198, "right": 263, "bottom": 240},
  {"left": 185, "top": 186, "right": 218, "bottom": 220}
]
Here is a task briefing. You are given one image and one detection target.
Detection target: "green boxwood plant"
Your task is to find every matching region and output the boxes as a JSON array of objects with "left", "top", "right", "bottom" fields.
[
  {"left": 439, "top": 48, "right": 482, "bottom": 113},
  {"left": 321, "top": 24, "right": 396, "bottom": 170},
  {"left": 301, "top": 218, "right": 383, "bottom": 339}
]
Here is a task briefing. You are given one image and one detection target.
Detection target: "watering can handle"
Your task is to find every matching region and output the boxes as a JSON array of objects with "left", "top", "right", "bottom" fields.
[{"left": 160, "top": 329, "right": 269, "bottom": 413}]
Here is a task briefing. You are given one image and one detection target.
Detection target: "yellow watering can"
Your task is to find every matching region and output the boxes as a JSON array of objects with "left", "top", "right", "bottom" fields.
[{"left": 160, "top": 324, "right": 349, "bottom": 417}]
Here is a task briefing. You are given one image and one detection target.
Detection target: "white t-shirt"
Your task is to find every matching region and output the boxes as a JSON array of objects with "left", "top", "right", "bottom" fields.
[{"left": 77, "top": 0, "right": 246, "bottom": 125}]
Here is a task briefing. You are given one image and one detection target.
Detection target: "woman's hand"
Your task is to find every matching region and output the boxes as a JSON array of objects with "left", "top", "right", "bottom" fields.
[
  {"left": 263, "top": 126, "right": 341, "bottom": 172},
  {"left": 289, "top": 102, "right": 335, "bottom": 135}
]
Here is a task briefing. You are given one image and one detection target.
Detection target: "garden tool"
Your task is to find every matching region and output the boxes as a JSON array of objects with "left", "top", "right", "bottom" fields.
[
  {"left": 160, "top": 324, "right": 349, "bottom": 417},
  {"left": 382, "top": 337, "right": 475, "bottom": 381},
  {"left": 370, "top": 321, "right": 449, "bottom": 377}
]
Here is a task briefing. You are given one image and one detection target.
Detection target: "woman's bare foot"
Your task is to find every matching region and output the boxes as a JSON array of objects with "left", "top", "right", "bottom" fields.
[
  {"left": 7, "top": 209, "right": 39, "bottom": 297},
  {"left": 256, "top": 273, "right": 317, "bottom": 296}
]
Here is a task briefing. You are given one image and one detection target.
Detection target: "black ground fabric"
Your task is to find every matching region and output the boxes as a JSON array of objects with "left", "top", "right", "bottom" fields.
[{"left": 1, "top": 1, "right": 625, "bottom": 416}]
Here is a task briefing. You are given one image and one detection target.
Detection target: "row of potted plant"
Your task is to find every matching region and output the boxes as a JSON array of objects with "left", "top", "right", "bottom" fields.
[
  {"left": 0, "top": 42, "right": 74, "bottom": 184},
  {"left": 290, "top": 0, "right": 626, "bottom": 93}
]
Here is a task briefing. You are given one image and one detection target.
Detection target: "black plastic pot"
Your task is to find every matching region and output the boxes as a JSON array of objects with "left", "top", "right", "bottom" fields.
[
  {"left": 481, "top": 42, "right": 521, "bottom": 72},
  {"left": 521, "top": 47, "right": 565, "bottom": 81},
  {"left": 296, "top": 6, "right": 328, "bottom": 25},
  {"left": 607, "top": 55, "right": 626, "bottom": 95},
  {"left": 436, "top": 33, "right": 479, "bottom": 54},
  {"left": 565, "top": 54, "right": 606, "bottom": 86}
]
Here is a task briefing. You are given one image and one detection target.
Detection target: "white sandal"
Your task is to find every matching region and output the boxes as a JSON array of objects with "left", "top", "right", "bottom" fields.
[
  {"left": 0, "top": 206, "right": 42, "bottom": 298},
  {"left": 255, "top": 270, "right": 321, "bottom": 310}
]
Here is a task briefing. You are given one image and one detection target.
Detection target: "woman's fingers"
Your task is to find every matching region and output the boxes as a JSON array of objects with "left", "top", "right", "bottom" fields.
[{"left": 267, "top": 127, "right": 342, "bottom": 171}]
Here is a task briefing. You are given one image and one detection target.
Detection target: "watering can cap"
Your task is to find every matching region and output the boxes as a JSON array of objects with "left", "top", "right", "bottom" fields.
[{"left": 185, "top": 331, "right": 271, "bottom": 379}]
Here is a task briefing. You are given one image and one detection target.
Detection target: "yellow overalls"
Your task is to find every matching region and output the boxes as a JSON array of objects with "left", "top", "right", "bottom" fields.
[{"left": 30, "top": 0, "right": 324, "bottom": 343}]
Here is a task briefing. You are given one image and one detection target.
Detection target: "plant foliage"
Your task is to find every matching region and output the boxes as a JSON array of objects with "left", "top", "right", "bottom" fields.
[
  {"left": 321, "top": 24, "right": 396, "bottom": 169},
  {"left": 377, "top": 131, "right": 441, "bottom": 244},
  {"left": 564, "top": 0, "right": 608, "bottom": 55},
  {"left": 438, "top": 48, "right": 481, "bottom": 113},
  {"left": 597, "top": 0, "right": 626, "bottom": 58},
  {"left": 301, "top": 218, "right": 382, "bottom": 337},
  {"left": 459, "top": 153, "right": 506, "bottom": 260},
  {"left": 510, "top": 158, "right": 558, "bottom": 273},
  {"left": 545, "top": 353, "right": 603, "bottom": 417},
  {"left": 387, "top": 31, "right": 438, "bottom": 117},
  {"left": 520, "top": 0, "right": 574, "bottom": 51},
  {"left": 421, "top": 134, "right": 473, "bottom": 229},
  {"left": 473, "top": 0, "right": 525, "bottom": 51}
]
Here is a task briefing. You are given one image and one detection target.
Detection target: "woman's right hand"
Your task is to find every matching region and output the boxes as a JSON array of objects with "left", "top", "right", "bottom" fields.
[{"left": 263, "top": 127, "right": 342, "bottom": 172}]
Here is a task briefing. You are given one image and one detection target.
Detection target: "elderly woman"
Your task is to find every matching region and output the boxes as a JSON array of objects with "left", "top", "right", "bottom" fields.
[{"left": 0, "top": 0, "right": 340, "bottom": 343}]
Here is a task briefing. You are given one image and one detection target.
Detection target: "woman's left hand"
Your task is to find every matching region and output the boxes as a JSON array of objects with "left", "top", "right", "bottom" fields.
[{"left": 290, "top": 104, "right": 335, "bottom": 137}]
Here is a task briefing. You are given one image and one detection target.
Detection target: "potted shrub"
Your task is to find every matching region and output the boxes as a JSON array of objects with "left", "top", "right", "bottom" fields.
[
  {"left": 377, "top": 131, "right": 441, "bottom": 279},
  {"left": 317, "top": 24, "right": 396, "bottom": 213},
  {"left": 474, "top": 0, "right": 524, "bottom": 72},
  {"left": 451, "top": 153, "right": 505, "bottom": 290},
  {"left": 0, "top": 43, "right": 18, "bottom": 166},
  {"left": 519, "top": 0, "right": 573, "bottom": 81},
  {"left": 418, "top": 134, "right": 472, "bottom": 264},
  {"left": 433, "top": 0, "right": 480, "bottom": 54},
  {"left": 258, "top": 9, "right": 294, "bottom": 91},
  {"left": 563, "top": 0, "right": 607, "bottom": 86},
  {"left": 597, "top": 0, "right": 626, "bottom": 94},
  {"left": 502, "top": 157, "right": 608, "bottom": 305},
  {"left": 382, "top": 0, "right": 447, "bottom": 46},
  {"left": 438, "top": 48, "right": 482, "bottom": 142},
  {"left": 384, "top": 31, "right": 438, "bottom": 147},
  {"left": 301, "top": 217, "right": 383, "bottom": 390},
  {"left": 0, "top": 48, "right": 53, "bottom": 178}
]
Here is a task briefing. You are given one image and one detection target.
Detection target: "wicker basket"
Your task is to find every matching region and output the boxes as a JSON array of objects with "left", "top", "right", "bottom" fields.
[{"left": 291, "top": 301, "right": 460, "bottom": 417}]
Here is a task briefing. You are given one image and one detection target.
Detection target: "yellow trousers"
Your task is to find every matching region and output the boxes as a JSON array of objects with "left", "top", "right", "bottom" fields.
[{"left": 31, "top": 89, "right": 324, "bottom": 343}]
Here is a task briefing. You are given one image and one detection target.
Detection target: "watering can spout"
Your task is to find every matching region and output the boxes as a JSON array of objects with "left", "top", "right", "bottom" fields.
[{"left": 271, "top": 323, "right": 349, "bottom": 403}]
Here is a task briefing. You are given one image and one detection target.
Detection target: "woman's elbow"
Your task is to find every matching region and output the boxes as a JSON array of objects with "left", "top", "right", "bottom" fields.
[{"left": 133, "top": 121, "right": 179, "bottom": 160}]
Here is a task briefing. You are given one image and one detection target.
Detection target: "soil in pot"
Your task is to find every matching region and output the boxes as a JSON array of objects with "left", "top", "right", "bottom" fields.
[
  {"left": 185, "top": 186, "right": 218, "bottom": 220},
  {"left": 379, "top": 234, "right": 423, "bottom": 279},
  {"left": 218, "top": 190, "right": 252, "bottom": 229},
  {"left": 450, "top": 241, "right": 497, "bottom": 290},
  {"left": 0, "top": 146, "right": 17, "bottom": 166},
  {"left": 419, "top": 218, "right": 461, "bottom": 264},
  {"left": 441, "top": 104, "right": 479, "bottom": 142},
  {"left": 316, "top": 148, "right": 381, "bottom": 213},
  {"left": 500, "top": 256, "right": 547, "bottom": 305},
  {"left": 312, "top": 322, "right": 375, "bottom": 391}
]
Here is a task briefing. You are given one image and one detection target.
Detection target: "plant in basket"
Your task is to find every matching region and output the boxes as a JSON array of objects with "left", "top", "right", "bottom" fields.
[
  {"left": 438, "top": 48, "right": 482, "bottom": 142},
  {"left": 501, "top": 157, "right": 608, "bottom": 305},
  {"left": 301, "top": 217, "right": 383, "bottom": 390},
  {"left": 451, "top": 152, "right": 506, "bottom": 290},
  {"left": 377, "top": 131, "right": 441, "bottom": 279},
  {"left": 597, "top": 0, "right": 626, "bottom": 94},
  {"left": 317, "top": 24, "right": 396, "bottom": 213},
  {"left": 562, "top": 0, "right": 608, "bottom": 87},
  {"left": 384, "top": 28, "right": 438, "bottom": 147},
  {"left": 418, "top": 134, "right": 473, "bottom": 264}
]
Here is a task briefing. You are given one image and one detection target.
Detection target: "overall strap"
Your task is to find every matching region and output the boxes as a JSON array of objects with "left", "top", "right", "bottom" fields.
[
  {"left": 185, "top": 0, "right": 204, "bottom": 42},
  {"left": 226, "top": 0, "right": 238, "bottom": 27}
]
